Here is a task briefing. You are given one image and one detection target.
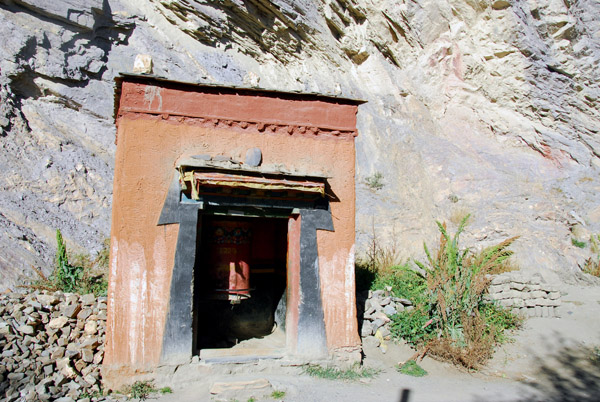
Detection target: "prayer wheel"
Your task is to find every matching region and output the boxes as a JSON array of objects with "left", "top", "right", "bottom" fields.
[{"left": 206, "top": 220, "right": 251, "bottom": 302}]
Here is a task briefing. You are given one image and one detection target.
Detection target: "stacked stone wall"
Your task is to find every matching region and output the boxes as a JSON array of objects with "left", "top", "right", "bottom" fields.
[
  {"left": 0, "top": 290, "right": 114, "bottom": 402},
  {"left": 484, "top": 272, "right": 561, "bottom": 317},
  {"left": 357, "top": 288, "right": 414, "bottom": 349}
]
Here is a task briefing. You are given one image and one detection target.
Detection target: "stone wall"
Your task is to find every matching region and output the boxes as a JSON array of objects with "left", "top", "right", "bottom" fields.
[
  {"left": 484, "top": 272, "right": 562, "bottom": 318},
  {"left": 0, "top": 290, "right": 111, "bottom": 402},
  {"left": 357, "top": 288, "right": 414, "bottom": 350}
]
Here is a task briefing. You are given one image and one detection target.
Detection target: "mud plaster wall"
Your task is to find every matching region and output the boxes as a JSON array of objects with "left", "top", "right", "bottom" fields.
[{"left": 104, "top": 80, "right": 360, "bottom": 380}]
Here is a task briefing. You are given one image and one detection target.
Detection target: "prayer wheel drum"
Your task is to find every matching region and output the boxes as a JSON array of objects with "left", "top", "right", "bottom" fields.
[{"left": 206, "top": 220, "right": 251, "bottom": 302}]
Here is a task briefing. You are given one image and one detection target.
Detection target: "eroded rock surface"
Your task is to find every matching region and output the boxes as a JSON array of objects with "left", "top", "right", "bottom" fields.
[{"left": 0, "top": 0, "right": 599, "bottom": 289}]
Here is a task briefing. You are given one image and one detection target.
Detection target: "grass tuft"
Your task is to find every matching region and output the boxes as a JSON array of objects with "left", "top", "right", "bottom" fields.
[
  {"left": 365, "top": 172, "right": 384, "bottom": 190},
  {"left": 303, "top": 364, "right": 378, "bottom": 381},
  {"left": 397, "top": 360, "right": 428, "bottom": 377},
  {"left": 127, "top": 380, "right": 156, "bottom": 400}
]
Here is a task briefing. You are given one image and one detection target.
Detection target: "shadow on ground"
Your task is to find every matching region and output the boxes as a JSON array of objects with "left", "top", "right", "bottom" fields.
[{"left": 520, "top": 341, "right": 600, "bottom": 402}]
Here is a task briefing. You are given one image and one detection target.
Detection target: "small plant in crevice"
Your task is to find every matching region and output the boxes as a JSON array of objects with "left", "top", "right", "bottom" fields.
[
  {"left": 583, "top": 234, "right": 600, "bottom": 277},
  {"left": 572, "top": 237, "right": 587, "bottom": 249},
  {"left": 271, "top": 390, "right": 286, "bottom": 399},
  {"left": 160, "top": 386, "right": 173, "bottom": 394},
  {"left": 365, "top": 171, "right": 384, "bottom": 190},
  {"left": 388, "top": 215, "right": 522, "bottom": 369}
]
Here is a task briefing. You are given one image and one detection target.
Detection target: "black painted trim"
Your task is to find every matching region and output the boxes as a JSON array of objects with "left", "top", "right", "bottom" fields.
[
  {"left": 157, "top": 172, "right": 181, "bottom": 226},
  {"left": 158, "top": 181, "right": 334, "bottom": 363},
  {"left": 296, "top": 209, "right": 333, "bottom": 358},
  {"left": 160, "top": 204, "right": 199, "bottom": 364}
]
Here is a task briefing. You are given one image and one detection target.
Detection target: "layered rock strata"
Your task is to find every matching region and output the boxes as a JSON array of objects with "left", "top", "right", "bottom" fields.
[{"left": 0, "top": 0, "right": 599, "bottom": 289}]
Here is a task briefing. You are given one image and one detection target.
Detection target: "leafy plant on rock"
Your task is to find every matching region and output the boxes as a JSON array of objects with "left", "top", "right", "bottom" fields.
[
  {"left": 54, "top": 229, "right": 83, "bottom": 293},
  {"left": 32, "top": 230, "right": 109, "bottom": 296}
]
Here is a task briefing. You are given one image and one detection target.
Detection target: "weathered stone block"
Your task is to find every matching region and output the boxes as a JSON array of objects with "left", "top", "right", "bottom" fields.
[
  {"left": 379, "top": 326, "right": 391, "bottom": 339},
  {"left": 48, "top": 317, "right": 68, "bottom": 329},
  {"left": 51, "top": 347, "right": 66, "bottom": 360},
  {"left": 373, "top": 312, "right": 390, "bottom": 323},
  {"left": 83, "top": 321, "right": 97, "bottom": 336},
  {"left": 36, "top": 295, "right": 59, "bottom": 307},
  {"left": 524, "top": 299, "right": 537, "bottom": 307},
  {"left": 60, "top": 365, "right": 76, "bottom": 379},
  {"left": 512, "top": 298, "right": 524, "bottom": 308},
  {"left": 17, "top": 325, "right": 35, "bottom": 335},
  {"left": 92, "top": 352, "right": 103, "bottom": 365},
  {"left": 383, "top": 305, "right": 396, "bottom": 316},
  {"left": 372, "top": 318, "right": 385, "bottom": 330},
  {"left": 61, "top": 305, "right": 81, "bottom": 320},
  {"left": 491, "top": 275, "right": 511, "bottom": 285},
  {"left": 7, "top": 372, "right": 25, "bottom": 381},
  {"left": 43, "top": 365, "right": 54, "bottom": 377},
  {"left": 77, "top": 309, "right": 91, "bottom": 321},
  {"left": 74, "top": 359, "right": 86, "bottom": 372},
  {"left": 548, "top": 291, "right": 560, "bottom": 300}
]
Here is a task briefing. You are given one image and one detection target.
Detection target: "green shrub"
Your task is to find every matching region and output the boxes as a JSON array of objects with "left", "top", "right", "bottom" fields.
[
  {"left": 373, "top": 263, "right": 427, "bottom": 303},
  {"left": 389, "top": 305, "right": 436, "bottom": 345},
  {"left": 387, "top": 216, "right": 521, "bottom": 369},
  {"left": 572, "top": 238, "right": 587, "bottom": 248},
  {"left": 480, "top": 303, "right": 522, "bottom": 344}
]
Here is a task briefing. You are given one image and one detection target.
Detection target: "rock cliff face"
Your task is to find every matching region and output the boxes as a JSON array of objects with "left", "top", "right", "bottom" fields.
[{"left": 0, "top": 0, "right": 599, "bottom": 289}]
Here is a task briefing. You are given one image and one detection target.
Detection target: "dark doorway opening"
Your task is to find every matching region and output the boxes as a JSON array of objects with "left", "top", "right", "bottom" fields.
[{"left": 193, "top": 214, "right": 288, "bottom": 352}]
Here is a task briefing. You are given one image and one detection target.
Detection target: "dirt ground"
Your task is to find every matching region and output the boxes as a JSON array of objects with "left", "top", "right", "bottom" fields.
[{"left": 151, "top": 282, "right": 600, "bottom": 402}]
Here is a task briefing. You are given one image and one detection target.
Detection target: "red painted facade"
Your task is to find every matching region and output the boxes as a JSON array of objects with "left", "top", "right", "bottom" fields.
[{"left": 104, "top": 76, "right": 362, "bottom": 389}]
